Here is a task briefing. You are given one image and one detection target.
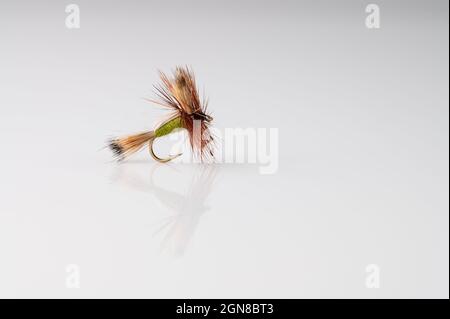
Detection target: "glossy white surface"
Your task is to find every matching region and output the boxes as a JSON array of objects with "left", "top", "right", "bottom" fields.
[{"left": 0, "top": 0, "right": 448, "bottom": 298}]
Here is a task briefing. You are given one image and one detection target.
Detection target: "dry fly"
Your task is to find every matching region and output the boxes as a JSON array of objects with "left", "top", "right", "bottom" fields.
[{"left": 109, "top": 66, "right": 214, "bottom": 163}]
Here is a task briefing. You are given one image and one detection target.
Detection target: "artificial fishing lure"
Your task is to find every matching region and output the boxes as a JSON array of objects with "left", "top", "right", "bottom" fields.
[{"left": 109, "top": 66, "right": 214, "bottom": 162}]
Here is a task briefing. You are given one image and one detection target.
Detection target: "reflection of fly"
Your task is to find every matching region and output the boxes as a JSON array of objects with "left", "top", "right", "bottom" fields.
[
  {"left": 153, "top": 166, "right": 218, "bottom": 256},
  {"left": 112, "top": 164, "right": 218, "bottom": 256}
]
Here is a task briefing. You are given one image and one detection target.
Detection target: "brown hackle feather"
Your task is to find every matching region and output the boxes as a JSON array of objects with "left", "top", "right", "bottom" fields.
[{"left": 149, "top": 66, "right": 215, "bottom": 162}]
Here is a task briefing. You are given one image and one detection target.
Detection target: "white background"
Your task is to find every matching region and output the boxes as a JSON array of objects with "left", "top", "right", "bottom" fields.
[{"left": 0, "top": 0, "right": 448, "bottom": 298}]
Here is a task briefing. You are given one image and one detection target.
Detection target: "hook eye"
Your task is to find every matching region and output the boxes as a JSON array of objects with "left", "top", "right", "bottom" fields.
[{"left": 192, "top": 112, "right": 213, "bottom": 122}]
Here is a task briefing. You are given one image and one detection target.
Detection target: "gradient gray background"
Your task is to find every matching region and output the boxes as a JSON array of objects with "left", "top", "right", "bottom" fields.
[{"left": 0, "top": 0, "right": 448, "bottom": 298}]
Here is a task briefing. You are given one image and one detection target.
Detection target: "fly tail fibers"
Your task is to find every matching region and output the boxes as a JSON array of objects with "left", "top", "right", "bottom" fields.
[{"left": 108, "top": 131, "right": 155, "bottom": 160}]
